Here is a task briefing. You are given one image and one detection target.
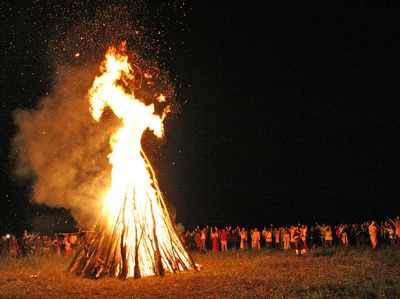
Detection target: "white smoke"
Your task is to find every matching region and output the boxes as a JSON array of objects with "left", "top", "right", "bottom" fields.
[{"left": 12, "top": 64, "right": 121, "bottom": 228}]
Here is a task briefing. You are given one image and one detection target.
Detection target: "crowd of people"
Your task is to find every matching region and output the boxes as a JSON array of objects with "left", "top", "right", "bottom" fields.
[
  {"left": 0, "top": 229, "right": 84, "bottom": 258},
  {"left": 1, "top": 216, "right": 399, "bottom": 259},
  {"left": 182, "top": 216, "right": 400, "bottom": 256}
]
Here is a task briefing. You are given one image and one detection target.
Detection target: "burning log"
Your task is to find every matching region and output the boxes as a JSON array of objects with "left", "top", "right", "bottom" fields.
[{"left": 68, "top": 44, "right": 196, "bottom": 279}]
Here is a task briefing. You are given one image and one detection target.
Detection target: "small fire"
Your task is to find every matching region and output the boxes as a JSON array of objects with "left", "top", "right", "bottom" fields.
[{"left": 69, "top": 43, "right": 195, "bottom": 279}]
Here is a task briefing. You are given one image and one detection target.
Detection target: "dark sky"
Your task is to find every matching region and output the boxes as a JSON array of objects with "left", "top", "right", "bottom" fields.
[{"left": 1, "top": 1, "right": 399, "bottom": 234}]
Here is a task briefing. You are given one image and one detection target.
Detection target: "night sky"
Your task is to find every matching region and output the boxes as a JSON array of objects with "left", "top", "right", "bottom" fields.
[{"left": 1, "top": 1, "right": 399, "bottom": 235}]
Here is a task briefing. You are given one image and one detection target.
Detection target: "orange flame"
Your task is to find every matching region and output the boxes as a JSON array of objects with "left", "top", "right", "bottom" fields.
[{"left": 87, "top": 43, "right": 193, "bottom": 277}]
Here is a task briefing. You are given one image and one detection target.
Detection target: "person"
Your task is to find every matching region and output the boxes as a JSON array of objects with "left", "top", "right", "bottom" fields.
[
  {"left": 8, "top": 235, "right": 18, "bottom": 258},
  {"left": 62, "top": 233, "right": 70, "bottom": 255},
  {"left": 70, "top": 234, "right": 78, "bottom": 251},
  {"left": 219, "top": 227, "right": 230, "bottom": 251},
  {"left": 311, "top": 226, "right": 321, "bottom": 247},
  {"left": 199, "top": 227, "right": 208, "bottom": 253},
  {"left": 387, "top": 216, "right": 400, "bottom": 244},
  {"left": 261, "top": 227, "right": 267, "bottom": 248},
  {"left": 20, "top": 230, "right": 29, "bottom": 256},
  {"left": 300, "top": 225, "right": 308, "bottom": 251},
  {"left": 195, "top": 229, "right": 201, "bottom": 251},
  {"left": 380, "top": 221, "right": 387, "bottom": 246},
  {"left": 339, "top": 224, "right": 349, "bottom": 247},
  {"left": 251, "top": 228, "right": 261, "bottom": 249},
  {"left": 34, "top": 235, "right": 43, "bottom": 256},
  {"left": 289, "top": 226, "right": 296, "bottom": 249},
  {"left": 350, "top": 223, "right": 358, "bottom": 246},
  {"left": 316, "top": 223, "right": 326, "bottom": 246},
  {"left": 52, "top": 236, "right": 61, "bottom": 256},
  {"left": 274, "top": 228, "right": 281, "bottom": 249},
  {"left": 228, "top": 228, "right": 239, "bottom": 250},
  {"left": 325, "top": 225, "right": 333, "bottom": 247},
  {"left": 210, "top": 227, "right": 219, "bottom": 252},
  {"left": 293, "top": 227, "right": 303, "bottom": 257},
  {"left": 355, "top": 224, "right": 365, "bottom": 247},
  {"left": 283, "top": 229, "right": 290, "bottom": 250},
  {"left": 368, "top": 221, "right": 379, "bottom": 249},
  {"left": 395, "top": 216, "right": 400, "bottom": 244},
  {"left": 62, "top": 234, "right": 73, "bottom": 257},
  {"left": 185, "top": 231, "right": 196, "bottom": 251},
  {"left": 382, "top": 223, "right": 395, "bottom": 247},
  {"left": 24, "top": 234, "right": 35, "bottom": 256},
  {"left": 1, "top": 236, "right": 9, "bottom": 257},
  {"left": 239, "top": 228, "right": 248, "bottom": 249},
  {"left": 265, "top": 228, "right": 273, "bottom": 249},
  {"left": 64, "top": 238, "right": 73, "bottom": 257},
  {"left": 43, "top": 235, "right": 52, "bottom": 256}
]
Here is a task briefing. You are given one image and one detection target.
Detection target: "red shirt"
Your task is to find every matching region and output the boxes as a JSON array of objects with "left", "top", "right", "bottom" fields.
[{"left": 220, "top": 231, "right": 229, "bottom": 241}]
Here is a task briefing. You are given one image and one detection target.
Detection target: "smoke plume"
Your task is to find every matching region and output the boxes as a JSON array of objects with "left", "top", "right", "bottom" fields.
[
  {"left": 12, "top": 64, "right": 120, "bottom": 227},
  {"left": 11, "top": 1, "right": 181, "bottom": 228}
]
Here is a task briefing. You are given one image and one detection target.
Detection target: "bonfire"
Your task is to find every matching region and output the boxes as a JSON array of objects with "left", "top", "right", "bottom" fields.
[{"left": 68, "top": 43, "right": 196, "bottom": 279}]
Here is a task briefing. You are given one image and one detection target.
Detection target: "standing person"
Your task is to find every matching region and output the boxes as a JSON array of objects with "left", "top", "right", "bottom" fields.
[
  {"left": 239, "top": 228, "right": 248, "bottom": 249},
  {"left": 62, "top": 233, "right": 74, "bottom": 255},
  {"left": 200, "top": 227, "right": 208, "bottom": 253},
  {"left": 62, "top": 233, "right": 73, "bottom": 257},
  {"left": 251, "top": 228, "right": 261, "bottom": 249},
  {"left": 195, "top": 229, "right": 201, "bottom": 251},
  {"left": 380, "top": 221, "right": 387, "bottom": 246},
  {"left": 1, "top": 236, "right": 9, "bottom": 257},
  {"left": 350, "top": 224, "right": 358, "bottom": 246},
  {"left": 20, "top": 230, "right": 29, "bottom": 256},
  {"left": 229, "top": 228, "right": 239, "bottom": 250},
  {"left": 8, "top": 235, "right": 18, "bottom": 258},
  {"left": 187, "top": 231, "right": 196, "bottom": 251},
  {"left": 265, "top": 228, "right": 273, "bottom": 249},
  {"left": 24, "top": 234, "right": 35, "bottom": 256},
  {"left": 43, "top": 235, "right": 52, "bottom": 256},
  {"left": 316, "top": 223, "right": 326, "bottom": 246},
  {"left": 219, "top": 227, "right": 230, "bottom": 251},
  {"left": 283, "top": 229, "right": 290, "bottom": 250},
  {"left": 52, "top": 236, "right": 61, "bottom": 256},
  {"left": 388, "top": 224, "right": 396, "bottom": 247},
  {"left": 387, "top": 216, "right": 400, "bottom": 244},
  {"left": 247, "top": 228, "right": 252, "bottom": 249},
  {"left": 210, "top": 227, "right": 220, "bottom": 252},
  {"left": 274, "top": 228, "right": 281, "bottom": 249},
  {"left": 368, "top": 221, "right": 379, "bottom": 249},
  {"left": 269, "top": 224, "right": 275, "bottom": 247},
  {"left": 300, "top": 225, "right": 308, "bottom": 252},
  {"left": 382, "top": 223, "right": 396, "bottom": 247},
  {"left": 70, "top": 234, "right": 78, "bottom": 251},
  {"left": 325, "top": 225, "right": 333, "bottom": 247},
  {"left": 293, "top": 227, "right": 303, "bottom": 257},
  {"left": 34, "top": 235, "right": 43, "bottom": 256},
  {"left": 360, "top": 223, "right": 368, "bottom": 248},
  {"left": 334, "top": 226, "right": 341, "bottom": 246},
  {"left": 309, "top": 226, "right": 318, "bottom": 247},
  {"left": 261, "top": 227, "right": 267, "bottom": 248},
  {"left": 64, "top": 238, "right": 73, "bottom": 257},
  {"left": 339, "top": 224, "right": 349, "bottom": 247},
  {"left": 289, "top": 226, "right": 296, "bottom": 249}
]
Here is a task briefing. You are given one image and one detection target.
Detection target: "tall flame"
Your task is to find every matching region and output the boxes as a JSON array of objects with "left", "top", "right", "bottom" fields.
[{"left": 69, "top": 44, "right": 195, "bottom": 279}]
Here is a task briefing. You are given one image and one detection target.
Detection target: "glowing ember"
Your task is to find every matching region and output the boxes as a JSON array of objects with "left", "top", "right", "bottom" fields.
[{"left": 69, "top": 43, "right": 195, "bottom": 279}]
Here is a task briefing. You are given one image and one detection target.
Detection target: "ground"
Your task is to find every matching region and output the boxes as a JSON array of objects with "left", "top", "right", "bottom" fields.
[{"left": 1, "top": 247, "right": 399, "bottom": 298}]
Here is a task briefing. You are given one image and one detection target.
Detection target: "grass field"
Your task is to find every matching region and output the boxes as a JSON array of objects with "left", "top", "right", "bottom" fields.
[{"left": 1, "top": 247, "right": 399, "bottom": 298}]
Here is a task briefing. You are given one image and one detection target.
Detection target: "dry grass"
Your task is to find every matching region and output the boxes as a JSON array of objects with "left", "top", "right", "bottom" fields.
[{"left": 1, "top": 247, "right": 399, "bottom": 298}]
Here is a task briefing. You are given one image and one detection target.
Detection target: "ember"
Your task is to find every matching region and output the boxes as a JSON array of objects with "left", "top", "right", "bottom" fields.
[{"left": 68, "top": 43, "right": 196, "bottom": 279}]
